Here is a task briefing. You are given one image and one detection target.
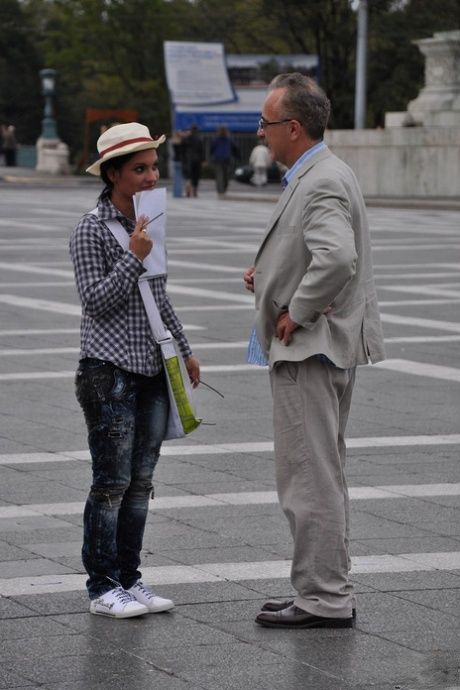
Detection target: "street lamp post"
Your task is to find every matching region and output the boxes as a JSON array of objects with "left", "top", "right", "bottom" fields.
[
  {"left": 353, "top": 0, "right": 368, "bottom": 129},
  {"left": 39, "top": 68, "right": 58, "bottom": 139},
  {"left": 35, "top": 68, "right": 70, "bottom": 174}
]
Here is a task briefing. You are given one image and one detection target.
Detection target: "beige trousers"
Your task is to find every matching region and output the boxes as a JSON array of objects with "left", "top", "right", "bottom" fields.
[{"left": 270, "top": 357, "right": 356, "bottom": 618}]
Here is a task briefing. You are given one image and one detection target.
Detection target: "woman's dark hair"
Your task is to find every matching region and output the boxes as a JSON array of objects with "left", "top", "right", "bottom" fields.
[{"left": 99, "top": 151, "right": 137, "bottom": 189}]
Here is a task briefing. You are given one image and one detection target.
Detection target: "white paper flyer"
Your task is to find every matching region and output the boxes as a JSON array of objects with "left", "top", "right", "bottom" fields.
[{"left": 133, "top": 187, "right": 167, "bottom": 278}]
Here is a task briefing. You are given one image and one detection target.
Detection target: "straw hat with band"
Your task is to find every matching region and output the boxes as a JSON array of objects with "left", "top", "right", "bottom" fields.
[{"left": 86, "top": 122, "right": 166, "bottom": 176}]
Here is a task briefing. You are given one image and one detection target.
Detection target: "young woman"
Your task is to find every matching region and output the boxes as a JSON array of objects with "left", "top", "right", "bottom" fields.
[{"left": 70, "top": 123, "right": 200, "bottom": 619}]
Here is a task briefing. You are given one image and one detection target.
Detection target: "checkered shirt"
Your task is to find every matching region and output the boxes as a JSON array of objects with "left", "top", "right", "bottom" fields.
[{"left": 69, "top": 188, "right": 192, "bottom": 377}]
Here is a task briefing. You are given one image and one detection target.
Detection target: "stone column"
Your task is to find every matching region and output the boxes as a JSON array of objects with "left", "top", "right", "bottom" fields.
[{"left": 407, "top": 30, "right": 460, "bottom": 126}]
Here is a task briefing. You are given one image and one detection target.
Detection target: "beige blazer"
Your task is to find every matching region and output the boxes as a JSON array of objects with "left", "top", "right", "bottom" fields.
[{"left": 254, "top": 147, "right": 385, "bottom": 369}]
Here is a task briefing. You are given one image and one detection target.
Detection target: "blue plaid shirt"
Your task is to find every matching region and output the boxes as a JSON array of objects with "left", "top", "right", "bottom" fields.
[{"left": 70, "top": 188, "right": 192, "bottom": 376}]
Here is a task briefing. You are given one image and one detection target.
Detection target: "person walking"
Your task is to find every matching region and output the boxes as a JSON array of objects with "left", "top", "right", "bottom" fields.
[
  {"left": 243, "top": 73, "right": 385, "bottom": 629},
  {"left": 170, "top": 130, "right": 186, "bottom": 198},
  {"left": 70, "top": 122, "right": 200, "bottom": 619},
  {"left": 210, "top": 126, "right": 239, "bottom": 196},
  {"left": 2, "top": 125, "right": 17, "bottom": 166},
  {"left": 249, "top": 141, "right": 272, "bottom": 186},
  {"left": 182, "top": 124, "right": 204, "bottom": 197}
]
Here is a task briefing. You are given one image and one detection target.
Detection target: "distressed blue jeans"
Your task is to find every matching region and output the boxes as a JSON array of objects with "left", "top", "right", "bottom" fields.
[{"left": 75, "top": 358, "right": 169, "bottom": 599}]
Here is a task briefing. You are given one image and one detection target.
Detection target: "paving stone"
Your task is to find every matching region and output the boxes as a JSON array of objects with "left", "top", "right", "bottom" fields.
[
  {"left": 1, "top": 184, "right": 460, "bottom": 690},
  {"left": 0, "top": 558, "right": 76, "bottom": 579},
  {"left": 0, "top": 541, "right": 39, "bottom": 562}
]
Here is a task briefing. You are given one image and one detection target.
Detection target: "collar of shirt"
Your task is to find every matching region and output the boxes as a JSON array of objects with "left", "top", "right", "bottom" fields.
[
  {"left": 97, "top": 187, "right": 135, "bottom": 233},
  {"left": 281, "top": 141, "right": 327, "bottom": 188}
]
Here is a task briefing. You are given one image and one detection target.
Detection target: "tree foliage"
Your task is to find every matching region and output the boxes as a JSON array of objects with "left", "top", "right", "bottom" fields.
[
  {"left": 1, "top": 0, "right": 459, "bottom": 160},
  {"left": 0, "top": 0, "right": 42, "bottom": 141}
]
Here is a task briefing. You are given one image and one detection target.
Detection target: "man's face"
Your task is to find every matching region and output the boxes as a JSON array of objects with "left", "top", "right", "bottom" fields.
[{"left": 258, "top": 88, "right": 291, "bottom": 167}]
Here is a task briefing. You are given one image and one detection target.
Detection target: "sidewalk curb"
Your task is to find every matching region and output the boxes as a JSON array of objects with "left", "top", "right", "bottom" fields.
[
  {"left": 1, "top": 169, "right": 460, "bottom": 211},
  {"left": 225, "top": 191, "right": 460, "bottom": 211}
]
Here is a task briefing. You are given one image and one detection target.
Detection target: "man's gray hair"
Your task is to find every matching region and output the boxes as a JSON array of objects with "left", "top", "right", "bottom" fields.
[{"left": 268, "top": 73, "right": 330, "bottom": 140}]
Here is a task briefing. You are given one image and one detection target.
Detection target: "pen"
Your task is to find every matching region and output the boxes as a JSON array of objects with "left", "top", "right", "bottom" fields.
[{"left": 141, "top": 212, "right": 164, "bottom": 230}]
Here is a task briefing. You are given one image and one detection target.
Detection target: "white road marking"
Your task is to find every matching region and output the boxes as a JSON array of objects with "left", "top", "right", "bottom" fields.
[
  {"left": 0, "top": 328, "right": 80, "bottom": 336},
  {"left": 373, "top": 263, "right": 460, "bottom": 270},
  {"left": 0, "top": 434, "right": 459, "bottom": 465},
  {"left": 1, "top": 551, "right": 459, "bottom": 596},
  {"left": 376, "top": 273, "right": 460, "bottom": 280},
  {"left": 4, "top": 336, "right": 458, "bottom": 356},
  {"left": 0, "top": 364, "right": 263, "bottom": 381},
  {"left": 1, "top": 483, "right": 459, "bottom": 519},
  {"left": 380, "top": 313, "right": 460, "bottom": 333},
  {"left": 0, "top": 282, "right": 75, "bottom": 288},
  {"left": 375, "top": 359, "right": 460, "bottom": 382},
  {"left": 169, "top": 260, "right": 243, "bottom": 273},
  {"left": 379, "top": 299, "right": 460, "bottom": 307},
  {"left": 382, "top": 285, "right": 460, "bottom": 299},
  {"left": 0, "top": 262, "right": 74, "bottom": 278},
  {"left": 175, "top": 304, "right": 253, "bottom": 311},
  {"left": 167, "top": 284, "right": 254, "bottom": 303},
  {"left": 1, "top": 358, "right": 459, "bottom": 382},
  {"left": 0, "top": 295, "right": 80, "bottom": 315},
  {"left": 384, "top": 335, "right": 460, "bottom": 343},
  {"left": 373, "top": 243, "right": 460, "bottom": 251}
]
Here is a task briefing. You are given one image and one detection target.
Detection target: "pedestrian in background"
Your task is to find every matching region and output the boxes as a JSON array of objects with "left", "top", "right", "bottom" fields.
[
  {"left": 170, "top": 130, "right": 186, "bottom": 198},
  {"left": 182, "top": 124, "right": 204, "bottom": 197},
  {"left": 2, "top": 124, "right": 17, "bottom": 166},
  {"left": 249, "top": 140, "right": 272, "bottom": 186},
  {"left": 244, "top": 73, "right": 385, "bottom": 630},
  {"left": 70, "top": 122, "right": 200, "bottom": 619},
  {"left": 210, "top": 125, "right": 239, "bottom": 196}
]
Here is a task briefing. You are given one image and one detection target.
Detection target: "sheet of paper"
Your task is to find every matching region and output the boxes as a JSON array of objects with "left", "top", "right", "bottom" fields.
[{"left": 133, "top": 187, "right": 167, "bottom": 277}]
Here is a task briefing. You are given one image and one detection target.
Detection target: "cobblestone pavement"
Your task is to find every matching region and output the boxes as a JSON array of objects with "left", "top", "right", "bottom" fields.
[{"left": 0, "top": 172, "right": 459, "bottom": 689}]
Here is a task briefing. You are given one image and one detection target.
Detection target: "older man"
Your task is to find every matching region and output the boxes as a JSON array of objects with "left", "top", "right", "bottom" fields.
[{"left": 244, "top": 73, "right": 385, "bottom": 629}]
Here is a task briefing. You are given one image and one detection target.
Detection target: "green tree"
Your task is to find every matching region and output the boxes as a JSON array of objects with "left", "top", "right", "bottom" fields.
[
  {"left": 5, "top": 0, "right": 460, "bottom": 161},
  {"left": 0, "top": 0, "right": 42, "bottom": 143}
]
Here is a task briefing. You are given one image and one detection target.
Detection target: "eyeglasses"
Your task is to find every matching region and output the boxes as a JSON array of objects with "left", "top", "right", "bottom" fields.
[{"left": 258, "top": 117, "right": 291, "bottom": 130}]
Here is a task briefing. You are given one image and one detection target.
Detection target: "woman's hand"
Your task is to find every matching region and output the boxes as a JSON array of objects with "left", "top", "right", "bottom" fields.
[
  {"left": 129, "top": 214, "right": 153, "bottom": 261},
  {"left": 185, "top": 355, "right": 200, "bottom": 388}
]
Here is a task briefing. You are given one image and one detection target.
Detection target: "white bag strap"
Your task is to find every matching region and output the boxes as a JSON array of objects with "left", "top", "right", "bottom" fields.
[{"left": 90, "top": 211, "right": 170, "bottom": 345}]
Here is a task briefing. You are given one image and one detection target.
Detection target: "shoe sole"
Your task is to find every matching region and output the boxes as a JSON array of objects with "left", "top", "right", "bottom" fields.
[
  {"left": 90, "top": 608, "right": 148, "bottom": 619},
  {"left": 145, "top": 602, "right": 175, "bottom": 613},
  {"left": 262, "top": 601, "right": 357, "bottom": 619},
  {"left": 255, "top": 617, "right": 354, "bottom": 629}
]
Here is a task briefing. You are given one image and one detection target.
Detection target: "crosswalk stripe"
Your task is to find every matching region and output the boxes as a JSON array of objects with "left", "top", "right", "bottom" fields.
[
  {"left": 380, "top": 312, "right": 460, "bottom": 332},
  {"left": 1, "top": 482, "right": 459, "bottom": 519},
  {"left": 2, "top": 358, "right": 460, "bottom": 381},
  {"left": 1, "top": 434, "right": 459, "bottom": 465},
  {"left": 2, "top": 336, "right": 460, "bottom": 356},
  {"left": 1, "top": 551, "right": 459, "bottom": 597},
  {"left": 375, "top": 359, "right": 460, "bottom": 382}
]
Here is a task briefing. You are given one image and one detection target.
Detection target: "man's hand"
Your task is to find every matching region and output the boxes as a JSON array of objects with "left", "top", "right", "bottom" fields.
[
  {"left": 275, "top": 312, "right": 299, "bottom": 346},
  {"left": 243, "top": 266, "right": 255, "bottom": 293},
  {"left": 185, "top": 355, "right": 200, "bottom": 388}
]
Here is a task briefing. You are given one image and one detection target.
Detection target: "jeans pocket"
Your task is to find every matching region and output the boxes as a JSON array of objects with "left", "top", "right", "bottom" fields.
[{"left": 75, "top": 360, "right": 118, "bottom": 405}]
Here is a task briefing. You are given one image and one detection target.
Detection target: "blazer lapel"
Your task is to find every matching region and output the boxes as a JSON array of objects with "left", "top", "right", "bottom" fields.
[{"left": 255, "top": 147, "right": 332, "bottom": 261}]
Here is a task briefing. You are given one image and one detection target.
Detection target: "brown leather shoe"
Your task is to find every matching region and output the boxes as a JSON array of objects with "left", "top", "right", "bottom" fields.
[
  {"left": 256, "top": 604, "right": 354, "bottom": 629},
  {"left": 261, "top": 599, "right": 356, "bottom": 619}
]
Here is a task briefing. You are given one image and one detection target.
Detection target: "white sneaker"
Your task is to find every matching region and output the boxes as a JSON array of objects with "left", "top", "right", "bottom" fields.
[
  {"left": 90, "top": 586, "right": 148, "bottom": 619},
  {"left": 127, "top": 581, "right": 174, "bottom": 613}
]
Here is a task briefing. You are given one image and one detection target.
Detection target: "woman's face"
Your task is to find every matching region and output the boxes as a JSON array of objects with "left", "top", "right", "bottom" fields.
[{"left": 110, "top": 149, "right": 160, "bottom": 198}]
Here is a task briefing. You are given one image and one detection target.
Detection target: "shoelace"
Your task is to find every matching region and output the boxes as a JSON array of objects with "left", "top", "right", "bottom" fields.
[
  {"left": 114, "top": 587, "right": 136, "bottom": 604},
  {"left": 134, "top": 582, "right": 156, "bottom": 599}
]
